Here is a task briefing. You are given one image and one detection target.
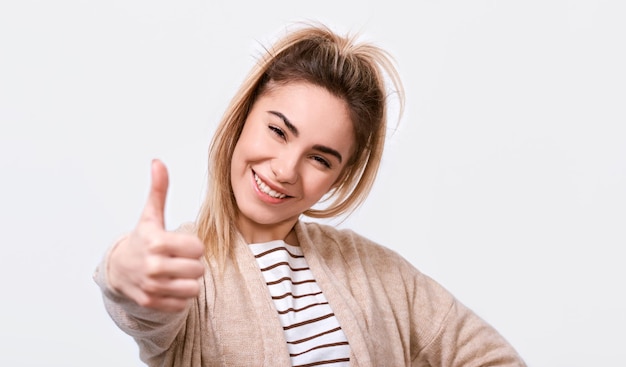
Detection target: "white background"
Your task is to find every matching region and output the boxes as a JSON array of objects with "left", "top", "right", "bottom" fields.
[{"left": 1, "top": 1, "right": 624, "bottom": 366}]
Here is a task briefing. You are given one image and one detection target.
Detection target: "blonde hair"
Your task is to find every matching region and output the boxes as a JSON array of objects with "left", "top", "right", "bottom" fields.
[{"left": 196, "top": 22, "right": 404, "bottom": 265}]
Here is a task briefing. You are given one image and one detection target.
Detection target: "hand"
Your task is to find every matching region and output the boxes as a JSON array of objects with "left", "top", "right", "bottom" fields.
[{"left": 107, "top": 159, "right": 205, "bottom": 312}]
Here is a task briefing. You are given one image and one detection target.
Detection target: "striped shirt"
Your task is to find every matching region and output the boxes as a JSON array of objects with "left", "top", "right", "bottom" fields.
[{"left": 248, "top": 240, "right": 350, "bottom": 367}]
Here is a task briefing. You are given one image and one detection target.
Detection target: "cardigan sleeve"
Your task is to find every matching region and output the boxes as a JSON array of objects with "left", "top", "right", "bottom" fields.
[
  {"left": 93, "top": 234, "right": 191, "bottom": 362},
  {"left": 409, "top": 270, "right": 527, "bottom": 367}
]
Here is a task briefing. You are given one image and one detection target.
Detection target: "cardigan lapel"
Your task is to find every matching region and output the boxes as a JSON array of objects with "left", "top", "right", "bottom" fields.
[
  {"left": 233, "top": 238, "right": 293, "bottom": 366},
  {"left": 295, "top": 221, "right": 374, "bottom": 367}
]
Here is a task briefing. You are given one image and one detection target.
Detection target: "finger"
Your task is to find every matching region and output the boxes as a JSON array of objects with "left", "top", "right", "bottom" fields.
[
  {"left": 149, "top": 232, "right": 205, "bottom": 259},
  {"left": 141, "top": 159, "right": 169, "bottom": 227},
  {"left": 157, "top": 278, "right": 201, "bottom": 299},
  {"left": 145, "top": 257, "right": 205, "bottom": 279},
  {"left": 135, "top": 292, "right": 193, "bottom": 313},
  {"left": 140, "top": 277, "right": 201, "bottom": 299}
]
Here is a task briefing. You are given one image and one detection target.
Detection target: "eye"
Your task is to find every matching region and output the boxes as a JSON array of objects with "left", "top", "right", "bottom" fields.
[
  {"left": 312, "top": 155, "right": 331, "bottom": 169},
  {"left": 268, "top": 125, "right": 286, "bottom": 140}
]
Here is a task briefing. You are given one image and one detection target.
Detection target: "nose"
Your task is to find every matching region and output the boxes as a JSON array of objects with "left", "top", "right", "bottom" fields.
[{"left": 270, "top": 154, "right": 299, "bottom": 184}]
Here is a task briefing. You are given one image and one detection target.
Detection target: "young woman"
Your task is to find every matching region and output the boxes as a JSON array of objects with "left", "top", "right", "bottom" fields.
[{"left": 94, "top": 22, "right": 526, "bottom": 367}]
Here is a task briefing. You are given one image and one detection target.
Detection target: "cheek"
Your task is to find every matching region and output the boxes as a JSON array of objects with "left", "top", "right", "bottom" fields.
[
  {"left": 230, "top": 141, "right": 254, "bottom": 182},
  {"left": 237, "top": 124, "right": 268, "bottom": 155},
  {"left": 307, "top": 171, "right": 342, "bottom": 197}
]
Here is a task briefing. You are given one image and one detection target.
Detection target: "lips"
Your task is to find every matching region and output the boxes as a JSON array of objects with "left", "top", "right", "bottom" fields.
[{"left": 254, "top": 173, "right": 288, "bottom": 199}]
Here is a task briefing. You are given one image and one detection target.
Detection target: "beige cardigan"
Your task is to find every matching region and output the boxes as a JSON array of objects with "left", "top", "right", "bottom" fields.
[{"left": 94, "top": 220, "right": 526, "bottom": 366}]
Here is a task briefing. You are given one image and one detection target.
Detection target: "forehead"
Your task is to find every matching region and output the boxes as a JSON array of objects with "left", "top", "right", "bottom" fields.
[
  {"left": 256, "top": 82, "right": 350, "bottom": 123},
  {"left": 265, "top": 81, "right": 350, "bottom": 121}
]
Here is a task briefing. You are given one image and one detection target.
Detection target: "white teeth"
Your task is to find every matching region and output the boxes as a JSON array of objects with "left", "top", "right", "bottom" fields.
[{"left": 254, "top": 174, "right": 287, "bottom": 199}]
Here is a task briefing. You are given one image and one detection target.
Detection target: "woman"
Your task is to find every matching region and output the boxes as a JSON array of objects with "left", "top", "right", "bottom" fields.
[{"left": 94, "top": 22, "right": 526, "bottom": 366}]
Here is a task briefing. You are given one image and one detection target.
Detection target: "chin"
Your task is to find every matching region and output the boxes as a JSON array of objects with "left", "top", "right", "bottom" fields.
[{"left": 239, "top": 207, "right": 297, "bottom": 227}]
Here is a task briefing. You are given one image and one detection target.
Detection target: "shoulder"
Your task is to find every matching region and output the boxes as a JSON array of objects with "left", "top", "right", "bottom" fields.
[
  {"left": 297, "top": 221, "right": 456, "bottom": 300},
  {"left": 297, "top": 220, "right": 457, "bottom": 324},
  {"left": 296, "top": 220, "right": 415, "bottom": 272},
  {"left": 297, "top": 220, "right": 384, "bottom": 250}
]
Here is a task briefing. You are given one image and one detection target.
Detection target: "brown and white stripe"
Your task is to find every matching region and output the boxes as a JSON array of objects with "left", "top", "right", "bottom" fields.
[{"left": 249, "top": 240, "right": 350, "bottom": 367}]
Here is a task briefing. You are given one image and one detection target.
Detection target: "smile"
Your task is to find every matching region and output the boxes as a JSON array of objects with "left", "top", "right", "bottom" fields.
[{"left": 254, "top": 173, "right": 288, "bottom": 199}]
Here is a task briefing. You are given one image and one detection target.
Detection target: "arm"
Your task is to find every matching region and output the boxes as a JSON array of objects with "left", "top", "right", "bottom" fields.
[
  {"left": 410, "top": 272, "right": 526, "bottom": 367},
  {"left": 93, "top": 160, "right": 205, "bottom": 359}
]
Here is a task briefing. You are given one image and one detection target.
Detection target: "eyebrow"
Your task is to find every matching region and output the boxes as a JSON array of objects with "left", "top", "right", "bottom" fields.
[
  {"left": 313, "top": 144, "right": 343, "bottom": 164},
  {"left": 268, "top": 110, "right": 299, "bottom": 137},
  {"left": 268, "top": 110, "right": 343, "bottom": 163}
]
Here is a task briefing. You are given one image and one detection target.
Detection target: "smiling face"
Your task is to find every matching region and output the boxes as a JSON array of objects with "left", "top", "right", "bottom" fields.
[{"left": 230, "top": 82, "right": 355, "bottom": 243}]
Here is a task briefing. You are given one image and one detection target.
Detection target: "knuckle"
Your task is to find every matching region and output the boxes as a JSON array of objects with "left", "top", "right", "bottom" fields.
[
  {"left": 144, "top": 256, "right": 165, "bottom": 276},
  {"left": 186, "top": 281, "right": 200, "bottom": 296},
  {"left": 194, "top": 240, "right": 206, "bottom": 257},
  {"left": 146, "top": 235, "right": 167, "bottom": 253},
  {"left": 135, "top": 294, "right": 153, "bottom": 308},
  {"left": 139, "top": 278, "right": 161, "bottom": 295},
  {"left": 192, "top": 263, "right": 205, "bottom": 277},
  {"left": 183, "top": 235, "right": 205, "bottom": 257}
]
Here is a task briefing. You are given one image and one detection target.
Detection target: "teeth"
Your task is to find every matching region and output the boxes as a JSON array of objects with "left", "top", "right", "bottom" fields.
[{"left": 254, "top": 174, "right": 287, "bottom": 199}]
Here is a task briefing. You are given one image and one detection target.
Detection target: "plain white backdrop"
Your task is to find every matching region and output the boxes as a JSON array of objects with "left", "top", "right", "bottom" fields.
[{"left": 1, "top": 1, "right": 624, "bottom": 366}]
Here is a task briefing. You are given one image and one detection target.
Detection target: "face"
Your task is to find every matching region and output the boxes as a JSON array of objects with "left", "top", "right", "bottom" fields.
[{"left": 230, "top": 82, "right": 355, "bottom": 242}]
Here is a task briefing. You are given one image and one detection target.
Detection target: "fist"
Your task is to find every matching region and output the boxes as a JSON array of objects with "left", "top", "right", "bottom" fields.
[{"left": 108, "top": 159, "right": 205, "bottom": 312}]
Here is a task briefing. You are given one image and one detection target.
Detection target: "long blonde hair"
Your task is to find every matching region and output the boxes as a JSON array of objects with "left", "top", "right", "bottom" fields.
[{"left": 196, "top": 22, "right": 404, "bottom": 265}]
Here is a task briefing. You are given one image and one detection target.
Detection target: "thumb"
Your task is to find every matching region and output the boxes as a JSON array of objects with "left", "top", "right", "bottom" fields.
[{"left": 141, "top": 159, "right": 169, "bottom": 228}]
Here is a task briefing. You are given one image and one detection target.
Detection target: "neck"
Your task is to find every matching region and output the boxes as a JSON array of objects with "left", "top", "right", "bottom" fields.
[{"left": 236, "top": 217, "right": 299, "bottom": 245}]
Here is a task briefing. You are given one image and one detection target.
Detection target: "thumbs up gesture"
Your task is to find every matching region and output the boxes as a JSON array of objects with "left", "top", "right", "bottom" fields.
[{"left": 107, "top": 159, "right": 205, "bottom": 312}]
